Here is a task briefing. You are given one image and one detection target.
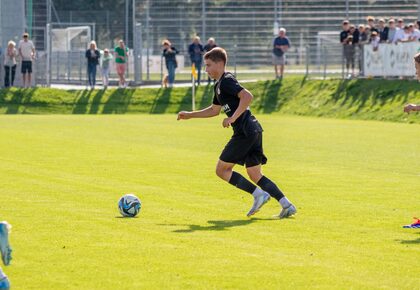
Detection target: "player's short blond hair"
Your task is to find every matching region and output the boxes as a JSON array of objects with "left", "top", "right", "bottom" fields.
[
  {"left": 204, "top": 47, "right": 227, "bottom": 65},
  {"left": 414, "top": 52, "right": 420, "bottom": 64}
]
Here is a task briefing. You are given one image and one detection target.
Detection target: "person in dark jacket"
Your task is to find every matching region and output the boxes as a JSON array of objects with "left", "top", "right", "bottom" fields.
[
  {"left": 85, "top": 41, "right": 100, "bottom": 89},
  {"left": 203, "top": 37, "right": 217, "bottom": 84},
  {"left": 162, "top": 40, "right": 179, "bottom": 88},
  {"left": 188, "top": 36, "right": 204, "bottom": 85}
]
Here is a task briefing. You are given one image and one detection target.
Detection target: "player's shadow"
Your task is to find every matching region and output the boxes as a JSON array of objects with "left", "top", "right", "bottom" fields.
[
  {"left": 398, "top": 232, "right": 420, "bottom": 245},
  {"left": 169, "top": 218, "right": 275, "bottom": 233}
]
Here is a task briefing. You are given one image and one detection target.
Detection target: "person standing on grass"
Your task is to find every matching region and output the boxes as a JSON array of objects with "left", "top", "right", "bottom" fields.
[
  {"left": 177, "top": 47, "right": 296, "bottom": 218},
  {"left": 114, "top": 40, "right": 129, "bottom": 88},
  {"left": 3, "top": 41, "right": 17, "bottom": 88},
  {"left": 404, "top": 52, "right": 420, "bottom": 114},
  {"left": 100, "top": 48, "right": 113, "bottom": 89},
  {"left": 272, "top": 28, "right": 290, "bottom": 80},
  {"left": 204, "top": 37, "right": 218, "bottom": 85},
  {"left": 188, "top": 36, "right": 204, "bottom": 86},
  {"left": 85, "top": 41, "right": 100, "bottom": 90},
  {"left": 162, "top": 40, "right": 179, "bottom": 88},
  {"left": 0, "top": 221, "right": 12, "bottom": 290},
  {"left": 18, "top": 33, "right": 35, "bottom": 88}
]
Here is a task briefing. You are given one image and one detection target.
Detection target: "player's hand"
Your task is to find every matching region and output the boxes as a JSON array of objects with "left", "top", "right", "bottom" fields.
[
  {"left": 177, "top": 111, "right": 191, "bottom": 120},
  {"left": 222, "top": 117, "right": 234, "bottom": 128}
]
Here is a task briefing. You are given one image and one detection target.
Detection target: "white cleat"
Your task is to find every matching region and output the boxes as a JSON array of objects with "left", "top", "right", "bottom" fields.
[
  {"left": 247, "top": 192, "right": 271, "bottom": 217},
  {"left": 0, "top": 222, "right": 12, "bottom": 266},
  {"left": 276, "top": 204, "right": 297, "bottom": 219}
]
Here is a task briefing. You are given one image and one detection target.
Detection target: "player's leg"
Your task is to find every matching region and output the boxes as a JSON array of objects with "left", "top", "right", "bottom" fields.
[
  {"left": 0, "top": 267, "right": 9, "bottom": 290},
  {"left": 0, "top": 222, "right": 12, "bottom": 266},
  {"left": 0, "top": 221, "right": 11, "bottom": 290},
  {"left": 216, "top": 160, "right": 265, "bottom": 198},
  {"left": 245, "top": 164, "right": 271, "bottom": 216},
  {"left": 248, "top": 133, "right": 296, "bottom": 218}
]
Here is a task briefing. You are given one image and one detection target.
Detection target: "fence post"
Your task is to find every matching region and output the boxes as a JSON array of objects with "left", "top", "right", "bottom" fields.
[
  {"left": 323, "top": 45, "right": 327, "bottom": 80},
  {"left": 305, "top": 45, "right": 309, "bottom": 78},
  {"left": 134, "top": 23, "right": 142, "bottom": 85},
  {"left": 341, "top": 45, "right": 345, "bottom": 79},
  {"left": 46, "top": 23, "right": 51, "bottom": 87},
  {"left": 233, "top": 43, "right": 237, "bottom": 76}
]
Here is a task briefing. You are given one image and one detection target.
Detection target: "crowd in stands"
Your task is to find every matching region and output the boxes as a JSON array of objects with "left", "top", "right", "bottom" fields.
[{"left": 340, "top": 17, "right": 420, "bottom": 77}]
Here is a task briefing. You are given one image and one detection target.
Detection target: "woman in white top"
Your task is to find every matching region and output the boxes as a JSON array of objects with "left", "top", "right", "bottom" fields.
[{"left": 3, "top": 41, "right": 17, "bottom": 87}]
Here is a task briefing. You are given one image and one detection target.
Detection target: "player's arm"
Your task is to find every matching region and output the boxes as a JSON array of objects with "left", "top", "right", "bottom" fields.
[
  {"left": 223, "top": 89, "right": 253, "bottom": 128},
  {"left": 177, "top": 104, "right": 222, "bottom": 120}
]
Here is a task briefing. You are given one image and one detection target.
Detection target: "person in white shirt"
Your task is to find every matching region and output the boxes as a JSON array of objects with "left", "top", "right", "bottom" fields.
[
  {"left": 18, "top": 33, "right": 35, "bottom": 88},
  {"left": 370, "top": 31, "right": 380, "bottom": 51},
  {"left": 409, "top": 23, "right": 420, "bottom": 41},
  {"left": 392, "top": 18, "right": 405, "bottom": 43}
]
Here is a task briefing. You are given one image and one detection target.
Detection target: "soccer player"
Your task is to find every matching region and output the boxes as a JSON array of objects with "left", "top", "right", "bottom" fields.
[
  {"left": 177, "top": 47, "right": 296, "bottom": 218},
  {"left": 0, "top": 221, "right": 12, "bottom": 290},
  {"left": 403, "top": 52, "right": 420, "bottom": 114}
]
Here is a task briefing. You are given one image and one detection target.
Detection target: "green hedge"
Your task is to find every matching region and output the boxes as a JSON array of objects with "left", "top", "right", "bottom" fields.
[{"left": 0, "top": 77, "right": 419, "bottom": 123}]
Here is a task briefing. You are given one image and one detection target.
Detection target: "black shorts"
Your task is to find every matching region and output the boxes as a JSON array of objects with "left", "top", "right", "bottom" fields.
[
  {"left": 219, "top": 132, "right": 267, "bottom": 168},
  {"left": 21, "top": 61, "right": 32, "bottom": 74}
]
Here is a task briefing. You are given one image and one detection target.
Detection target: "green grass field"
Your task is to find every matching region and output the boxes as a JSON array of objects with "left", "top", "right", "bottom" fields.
[{"left": 0, "top": 114, "right": 419, "bottom": 289}]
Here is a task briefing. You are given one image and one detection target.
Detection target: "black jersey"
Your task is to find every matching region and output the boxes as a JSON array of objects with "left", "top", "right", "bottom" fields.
[{"left": 212, "top": 72, "right": 263, "bottom": 136}]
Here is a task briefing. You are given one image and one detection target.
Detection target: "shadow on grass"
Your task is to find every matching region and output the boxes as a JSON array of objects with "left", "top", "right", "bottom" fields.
[
  {"left": 259, "top": 79, "right": 283, "bottom": 113},
  {"left": 398, "top": 232, "right": 420, "bottom": 244},
  {"left": 72, "top": 90, "right": 92, "bottom": 114},
  {"left": 114, "top": 216, "right": 139, "bottom": 219},
  {"left": 331, "top": 79, "right": 414, "bottom": 114},
  {"left": 0, "top": 88, "right": 38, "bottom": 114},
  {"left": 103, "top": 88, "right": 135, "bottom": 114},
  {"left": 150, "top": 87, "right": 172, "bottom": 114},
  {"left": 162, "top": 217, "right": 278, "bottom": 233}
]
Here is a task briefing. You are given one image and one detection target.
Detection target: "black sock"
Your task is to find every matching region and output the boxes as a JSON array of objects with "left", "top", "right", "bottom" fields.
[
  {"left": 257, "top": 176, "right": 285, "bottom": 201},
  {"left": 228, "top": 171, "right": 257, "bottom": 195}
]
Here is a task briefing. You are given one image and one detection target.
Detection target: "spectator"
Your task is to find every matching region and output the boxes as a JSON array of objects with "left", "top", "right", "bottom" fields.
[
  {"left": 85, "top": 41, "right": 100, "bottom": 90},
  {"left": 349, "top": 24, "right": 360, "bottom": 44},
  {"left": 100, "top": 48, "right": 113, "bottom": 89},
  {"left": 18, "top": 32, "right": 35, "bottom": 88},
  {"left": 393, "top": 18, "right": 405, "bottom": 43},
  {"left": 188, "top": 36, "right": 204, "bottom": 85},
  {"left": 377, "top": 18, "right": 389, "bottom": 42},
  {"left": 387, "top": 19, "right": 397, "bottom": 43},
  {"left": 162, "top": 39, "right": 179, "bottom": 88},
  {"left": 370, "top": 31, "right": 380, "bottom": 51},
  {"left": 272, "top": 27, "right": 290, "bottom": 79},
  {"left": 340, "top": 20, "right": 350, "bottom": 44},
  {"left": 341, "top": 21, "right": 355, "bottom": 77},
  {"left": 408, "top": 23, "right": 420, "bottom": 41},
  {"left": 3, "top": 41, "right": 17, "bottom": 88},
  {"left": 114, "top": 39, "right": 129, "bottom": 88},
  {"left": 203, "top": 37, "right": 217, "bottom": 85},
  {"left": 367, "top": 16, "right": 378, "bottom": 33},
  {"left": 358, "top": 24, "right": 368, "bottom": 76},
  {"left": 359, "top": 24, "right": 369, "bottom": 44},
  {"left": 414, "top": 21, "right": 420, "bottom": 41}
]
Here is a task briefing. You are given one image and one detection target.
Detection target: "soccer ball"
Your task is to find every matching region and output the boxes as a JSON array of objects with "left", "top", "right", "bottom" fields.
[{"left": 118, "top": 194, "right": 141, "bottom": 217}]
